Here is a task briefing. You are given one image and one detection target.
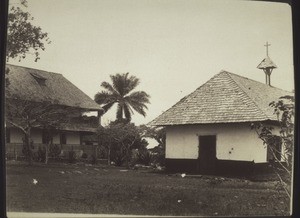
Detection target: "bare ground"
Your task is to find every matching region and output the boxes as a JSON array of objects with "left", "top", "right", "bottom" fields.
[{"left": 6, "top": 161, "right": 290, "bottom": 216}]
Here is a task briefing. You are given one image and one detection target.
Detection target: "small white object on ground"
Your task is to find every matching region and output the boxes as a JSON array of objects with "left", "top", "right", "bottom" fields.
[
  {"left": 181, "top": 173, "right": 186, "bottom": 178},
  {"left": 74, "top": 170, "right": 83, "bottom": 174},
  {"left": 177, "top": 200, "right": 182, "bottom": 203},
  {"left": 32, "top": 179, "right": 38, "bottom": 185}
]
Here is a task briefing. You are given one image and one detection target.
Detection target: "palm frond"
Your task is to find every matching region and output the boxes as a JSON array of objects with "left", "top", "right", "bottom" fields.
[
  {"left": 97, "top": 73, "right": 150, "bottom": 121},
  {"left": 94, "top": 91, "right": 117, "bottom": 105},
  {"left": 101, "top": 81, "right": 119, "bottom": 95},
  {"left": 123, "top": 74, "right": 140, "bottom": 96},
  {"left": 110, "top": 73, "right": 141, "bottom": 96},
  {"left": 127, "top": 101, "right": 148, "bottom": 117},
  {"left": 125, "top": 91, "right": 150, "bottom": 104},
  {"left": 102, "top": 101, "right": 116, "bottom": 112},
  {"left": 111, "top": 73, "right": 126, "bottom": 96}
]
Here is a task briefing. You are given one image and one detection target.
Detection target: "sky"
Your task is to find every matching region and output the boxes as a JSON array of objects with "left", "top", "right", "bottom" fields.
[{"left": 7, "top": 0, "right": 294, "bottom": 127}]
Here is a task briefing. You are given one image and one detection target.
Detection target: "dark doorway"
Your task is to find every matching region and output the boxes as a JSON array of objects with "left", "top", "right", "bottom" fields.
[{"left": 198, "top": 135, "right": 216, "bottom": 174}]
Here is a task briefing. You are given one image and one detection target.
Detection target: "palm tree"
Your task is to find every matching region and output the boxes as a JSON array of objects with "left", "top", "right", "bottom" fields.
[{"left": 94, "top": 73, "right": 150, "bottom": 122}]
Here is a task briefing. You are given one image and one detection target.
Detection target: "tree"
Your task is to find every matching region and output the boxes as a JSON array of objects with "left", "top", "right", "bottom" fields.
[
  {"left": 143, "top": 126, "right": 166, "bottom": 166},
  {"left": 5, "top": 95, "right": 86, "bottom": 164},
  {"left": 6, "top": 0, "right": 50, "bottom": 62},
  {"left": 5, "top": 1, "right": 56, "bottom": 164},
  {"left": 98, "top": 121, "right": 148, "bottom": 168},
  {"left": 94, "top": 73, "right": 150, "bottom": 123},
  {"left": 252, "top": 95, "right": 294, "bottom": 198}
]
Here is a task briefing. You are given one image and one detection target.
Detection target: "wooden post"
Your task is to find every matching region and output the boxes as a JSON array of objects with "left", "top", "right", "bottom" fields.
[
  {"left": 107, "top": 143, "right": 111, "bottom": 165},
  {"left": 13, "top": 144, "right": 16, "bottom": 160},
  {"left": 97, "top": 111, "right": 102, "bottom": 126}
]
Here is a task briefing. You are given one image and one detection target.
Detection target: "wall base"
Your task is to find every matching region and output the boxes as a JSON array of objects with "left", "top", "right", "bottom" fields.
[{"left": 165, "top": 158, "right": 274, "bottom": 176}]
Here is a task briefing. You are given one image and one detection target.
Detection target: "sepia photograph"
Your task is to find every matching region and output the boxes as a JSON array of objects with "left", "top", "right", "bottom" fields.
[{"left": 4, "top": 0, "right": 295, "bottom": 217}]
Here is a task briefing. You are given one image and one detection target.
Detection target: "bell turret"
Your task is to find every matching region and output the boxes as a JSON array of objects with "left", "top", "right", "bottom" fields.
[{"left": 257, "top": 42, "right": 277, "bottom": 86}]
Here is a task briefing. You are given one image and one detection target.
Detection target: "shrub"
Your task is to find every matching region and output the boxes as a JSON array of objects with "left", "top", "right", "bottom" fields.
[
  {"left": 33, "top": 145, "right": 46, "bottom": 162},
  {"left": 68, "top": 150, "right": 76, "bottom": 163},
  {"left": 111, "top": 150, "right": 126, "bottom": 166},
  {"left": 75, "top": 150, "right": 83, "bottom": 159},
  {"left": 152, "top": 152, "right": 166, "bottom": 167},
  {"left": 89, "top": 154, "right": 97, "bottom": 164},
  {"left": 49, "top": 144, "right": 61, "bottom": 159},
  {"left": 136, "top": 149, "right": 154, "bottom": 166},
  {"left": 149, "top": 145, "right": 166, "bottom": 167},
  {"left": 81, "top": 153, "right": 88, "bottom": 159}
]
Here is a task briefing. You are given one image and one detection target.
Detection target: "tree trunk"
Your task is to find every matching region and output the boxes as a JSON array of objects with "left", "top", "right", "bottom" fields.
[
  {"left": 107, "top": 144, "right": 111, "bottom": 165},
  {"left": 95, "top": 145, "right": 98, "bottom": 164},
  {"left": 125, "top": 146, "right": 130, "bottom": 169},
  {"left": 44, "top": 132, "right": 53, "bottom": 164},
  {"left": 45, "top": 143, "right": 49, "bottom": 164},
  {"left": 25, "top": 128, "right": 33, "bottom": 165}
]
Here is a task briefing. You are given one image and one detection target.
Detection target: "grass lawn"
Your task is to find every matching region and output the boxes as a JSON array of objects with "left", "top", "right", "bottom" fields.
[{"left": 6, "top": 161, "right": 290, "bottom": 216}]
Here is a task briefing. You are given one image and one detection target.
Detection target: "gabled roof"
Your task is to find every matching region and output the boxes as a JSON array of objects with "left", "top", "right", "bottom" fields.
[
  {"left": 150, "top": 71, "right": 292, "bottom": 126},
  {"left": 6, "top": 64, "right": 102, "bottom": 111},
  {"left": 257, "top": 56, "right": 277, "bottom": 69}
]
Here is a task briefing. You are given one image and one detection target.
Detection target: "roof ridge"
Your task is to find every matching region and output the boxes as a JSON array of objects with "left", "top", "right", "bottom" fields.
[
  {"left": 225, "top": 72, "right": 270, "bottom": 120},
  {"left": 221, "top": 70, "right": 291, "bottom": 92},
  {"left": 148, "top": 73, "right": 221, "bottom": 125},
  {"left": 6, "top": 64, "right": 103, "bottom": 111},
  {"left": 6, "top": 64, "right": 63, "bottom": 76}
]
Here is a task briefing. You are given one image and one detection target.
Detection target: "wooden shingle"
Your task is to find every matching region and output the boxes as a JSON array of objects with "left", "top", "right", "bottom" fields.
[
  {"left": 6, "top": 64, "right": 102, "bottom": 111},
  {"left": 150, "top": 71, "right": 292, "bottom": 126}
]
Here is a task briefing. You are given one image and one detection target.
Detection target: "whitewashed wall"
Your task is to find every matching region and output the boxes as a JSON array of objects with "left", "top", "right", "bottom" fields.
[
  {"left": 9, "top": 128, "right": 24, "bottom": 143},
  {"left": 52, "top": 134, "right": 60, "bottom": 144},
  {"left": 66, "top": 132, "right": 80, "bottom": 145},
  {"left": 52, "top": 132, "right": 81, "bottom": 145},
  {"left": 166, "top": 123, "right": 268, "bottom": 163},
  {"left": 9, "top": 128, "right": 81, "bottom": 145},
  {"left": 31, "top": 129, "right": 43, "bottom": 143}
]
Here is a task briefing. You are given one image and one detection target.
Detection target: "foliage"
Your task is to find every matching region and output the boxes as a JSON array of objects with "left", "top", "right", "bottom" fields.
[
  {"left": 35, "top": 145, "right": 46, "bottom": 162},
  {"left": 143, "top": 126, "right": 166, "bottom": 166},
  {"left": 144, "top": 126, "right": 166, "bottom": 147},
  {"left": 5, "top": 97, "right": 86, "bottom": 164},
  {"left": 111, "top": 150, "right": 126, "bottom": 167},
  {"left": 252, "top": 95, "right": 294, "bottom": 197},
  {"left": 98, "top": 122, "right": 148, "bottom": 168},
  {"left": 94, "top": 73, "right": 150, "bottom": 122},
  {"left": 135, "top": 148, "right": 155, "bottom": 166},
  {"left": 81, "top": 153, "right": 88, "bottom": 159},
  {"left": 68, "top": 151, "right": 76, "bottom": 163},
  {"left": 5, "top": 0, "right": 52, "bottom": 163},
  {"left": 49, "top": 144, "right": 62, "bottom": 159},
  {"left": 6, "top": 1, "right": 50, "bottom": 62}
]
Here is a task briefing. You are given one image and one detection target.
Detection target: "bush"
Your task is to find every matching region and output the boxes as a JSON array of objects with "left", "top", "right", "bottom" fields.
[
  {"left": 111, "top": 150, "right": 126, "bottom": 166},
  {"left": 136, "top": 149, "right": 154, "bottom": 166},
  {"left": 68, "top": 150, "right": 76, "bottom": 163},
  {"left": 33, "top": 145, "right": 46, "bottom": 162},
  {"left": 89, "top": 154, "right": 97, "bottom": 165},
  {"left": 152, "top": 152, "right": 166, "bottom": 167},
  {"left": 75, "top": 150, "right": 83, "bottom": 159},
  {"left": 81, "top": 153, "right": 88, "bottom": 159},
  {"left": 49, "top": 144, "right": 61, "bottom": 159}
]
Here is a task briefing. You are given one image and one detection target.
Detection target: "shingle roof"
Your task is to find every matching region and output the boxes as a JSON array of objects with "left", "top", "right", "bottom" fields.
[
  {"left": 257, "top": 56, "right": 277, "bottom": 69},
  {"left": 6, "top": 64, "right": 102, "bottom": 111},
  {"left": 150, "top": 71, "right": 292, "bottom": 126}
]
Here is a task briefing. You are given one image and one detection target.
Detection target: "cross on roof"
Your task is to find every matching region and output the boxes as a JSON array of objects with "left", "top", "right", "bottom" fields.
[{"left": 264, "top": 41, "right": 271, "bottom": 56}]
